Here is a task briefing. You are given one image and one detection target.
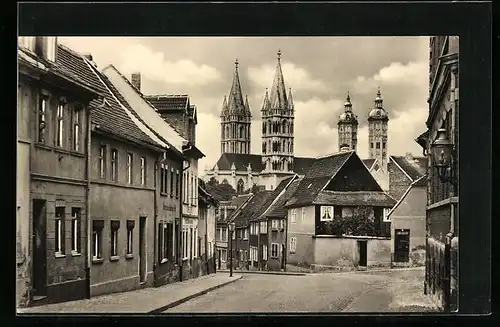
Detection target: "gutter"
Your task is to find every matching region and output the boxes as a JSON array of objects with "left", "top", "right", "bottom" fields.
[{"left": 86, "top": 98, "right": 106, "bottom": 298}]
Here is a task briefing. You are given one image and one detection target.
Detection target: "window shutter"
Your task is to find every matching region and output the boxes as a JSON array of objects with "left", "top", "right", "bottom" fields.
[{"left": 158, "top": 223, "right": 163, "bottom": 262}]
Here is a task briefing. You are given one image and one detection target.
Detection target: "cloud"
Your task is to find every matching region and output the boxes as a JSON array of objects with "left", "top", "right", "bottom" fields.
[
  {"left": 197, "top": 113, "right": 221, "bottom": 173},
  {"left": 248, "top": 62, "right": 328, "bottom": 93},
  {"left": 117, "top": 44, "right": 221, "bottom": 86}
]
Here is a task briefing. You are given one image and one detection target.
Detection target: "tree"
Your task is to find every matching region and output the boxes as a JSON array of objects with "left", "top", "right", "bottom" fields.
[
  {"left": 324, "top": 209, "right": 377, "bottom": 237},
  {"left": 205, "top": 177, "right": 237, "bottom": 202}
]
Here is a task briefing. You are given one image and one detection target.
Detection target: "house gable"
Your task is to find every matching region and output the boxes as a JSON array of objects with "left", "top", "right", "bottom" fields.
[{"left": 324, "top": 153, "right": 383, "bottom": 192}]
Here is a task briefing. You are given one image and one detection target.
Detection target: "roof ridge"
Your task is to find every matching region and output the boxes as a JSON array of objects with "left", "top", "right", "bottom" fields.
[
  {"left": 57, "top": 42, "right": 85, "bottom": 59},
  {"left": 315, "top": 150, "right": 354, "bottom": 160}
]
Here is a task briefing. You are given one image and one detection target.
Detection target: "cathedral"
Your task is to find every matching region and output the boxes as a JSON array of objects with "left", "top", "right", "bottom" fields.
[{"left": 203, "top": 50, "right": 391, "bottom": 192}]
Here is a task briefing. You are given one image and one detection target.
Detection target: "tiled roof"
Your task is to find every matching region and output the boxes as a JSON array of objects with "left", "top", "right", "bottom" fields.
[
  {"left": 231, "top": 191, "right": 274, "bottom": 228},
  {"left": 265, "top": 176, "right": 303, "bottom": 218},
  {"left": 285, "top": 151, "right": 354, "bottom": 207},
  {"left": 145, "top": 95, "right": 189, "bottom": 112},
  {"left": 390, "top": 155, "right": 428, "bottom": 181},
  {"left": 213, "top": 153, "right": 315, "bottom": 174},
  {"left": 314, "top": 190, "right": 397, "bottom": 207},
  {"left": 250, "top": 176, "right": 295, "bottom": 222},
  {"left": 216, "top": 194, "right": 253, "bottom": 224},
  {"left": 56, "top": 45, "right": 162, "bottom": 149},
  {"left": 362, "top": 159, "right": 375, "bottom": 170}
]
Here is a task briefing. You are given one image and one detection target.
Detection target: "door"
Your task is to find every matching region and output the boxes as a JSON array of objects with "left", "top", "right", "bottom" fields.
[
  {"left": 139, "top": 217, "right": 146, "bottom": 283},
  {"left": 32, "top": 199, "right": 47, "bottom": 297},
  {"left": 217, "top": 249, "right": 221, "bottom": 269},
  {"left": 394, "top": 229, "right": 410, "bottom": 262},
  {"left": 281, "top": 244, "right": 286, "bottom": 270},
  {"left": 358, "top": 240, "right": 367, "bottom": 267}
]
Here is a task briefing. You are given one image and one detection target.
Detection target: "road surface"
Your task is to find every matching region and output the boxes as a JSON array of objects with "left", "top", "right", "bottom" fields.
[{"left": 164, "top": 269, "right": 429, "bottom": 313}]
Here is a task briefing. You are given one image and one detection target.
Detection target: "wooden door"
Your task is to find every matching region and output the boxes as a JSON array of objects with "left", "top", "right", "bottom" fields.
[
  {"left": 394, "top": 229, "right": 410, "bottom": 262},
  {"left": 32, "top": 199, "right": 47, "bottom": 297},
  {"left": 358, "top": 240, "right": 367, "bottom": 267}
]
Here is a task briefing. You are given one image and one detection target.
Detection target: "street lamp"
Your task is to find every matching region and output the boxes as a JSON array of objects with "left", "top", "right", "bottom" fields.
[
  {"left": 228, "top": 222, "right": 235, "bottom": 277},
  {"left": 430, "top": 128, "right": 457, "bottom": 187}
]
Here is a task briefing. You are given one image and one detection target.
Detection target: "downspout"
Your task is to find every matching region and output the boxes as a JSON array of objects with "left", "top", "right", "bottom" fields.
[
  {"left": 86, "top": 98, "right": 105, "bottom": 298},
  {"left": 179, "top": 157, "right": 191, "bottom": 281},
  {"left": 284, "top": 215, "right": 288, "bottom": 272},
  {"left": 205, "top": 199, "right": 209, "bottom": 274},
  {"left": 153, "top": 151, "right": 163, "bottom": 286},
  {"left": 257, "top": 220, "right": 261, "bottom": 270}
]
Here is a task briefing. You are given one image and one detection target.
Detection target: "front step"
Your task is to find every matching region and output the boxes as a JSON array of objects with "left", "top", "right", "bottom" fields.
[{"left": 29, "top": 295, "right": 48, "bottom": 307}]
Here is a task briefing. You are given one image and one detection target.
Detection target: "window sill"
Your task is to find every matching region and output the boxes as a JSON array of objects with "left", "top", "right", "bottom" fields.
[
  {"left": 71, "top": 251, "right": 81, "bottom": 257},
  {"left": 92, "top": 258, "right": 104, "bottom": 264},
  {"left": 125, "top": 254, "right": 134, "bottom": 260},
  {"left": 55, "top": 253, "right": 66, "bottom": 258},
  {"left": 160, "top": 258, "right": 168, "bottom": 264},
  {"left": 110, "top": 256, "right": 120, "bottom": 262}
]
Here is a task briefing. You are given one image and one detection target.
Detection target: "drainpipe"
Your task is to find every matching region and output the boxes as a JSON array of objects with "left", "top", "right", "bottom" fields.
[
  {"left": 205, "top": 200, "right": 209, "bottom": 274},
  {"left": 284, "top": 217, "right": 288, "bottom": 272},
  {"left": 179, "top": 158, "right": 191, "bottom": 281},
  {"left": 86, "top": 98, "right": 105, "bottom": 299},
  {"left": 152, "top": 152, "right": 163, "bottom": 286}
]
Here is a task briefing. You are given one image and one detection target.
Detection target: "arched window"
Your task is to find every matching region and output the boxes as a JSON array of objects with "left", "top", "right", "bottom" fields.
[
  {"left": 288, "top": 140, "right": 291, "bottom": 153},
  {"left": 282, "top": 140, "right": 286, "bottom": 153},
  {"left": 225, "top": 125, "right": 230, "bottom": 139},
  {"left": 282, "top": 120, "right": 287, "bottom": 134},
  {"left": 237, "top": 179, "right": 245, "bottom": 194},
  {"left": 263, "top": 142, "right": 267, "bottom": 154},
  {"left": 262, "top": 122, "right": 266, "bottom": 134},
  {"left": 290, "top": 123, "right": 294, "bottom": 134},
  {"left": 268, "top": 120, "right": 272, "bottom": 134},
  {"left": 239, "top": 126, "right": 244, "bottom": 139},
  {"left": 222, "top": 179, "right": 228, "bottom": 184},
  {"left": 268, "top": 140, "right": 271, "bottom": 153}
]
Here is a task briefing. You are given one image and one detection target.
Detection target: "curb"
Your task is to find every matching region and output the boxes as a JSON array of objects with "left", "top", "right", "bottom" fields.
[
  {"left": 148, "top": 275, "right": 243, "bottom": 313},
  {"left": 217, "top": 270, "right": 306, "bottom": 276}
]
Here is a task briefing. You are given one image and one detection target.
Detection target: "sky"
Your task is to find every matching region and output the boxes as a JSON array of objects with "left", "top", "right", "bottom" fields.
[{"left": 59, "top": 36, "right": 430, "bottom": 175}]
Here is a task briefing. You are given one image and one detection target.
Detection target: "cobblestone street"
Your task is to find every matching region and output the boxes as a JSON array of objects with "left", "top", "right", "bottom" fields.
[{"left": 165, "top": 268, "right": 437, "bottom": 313}]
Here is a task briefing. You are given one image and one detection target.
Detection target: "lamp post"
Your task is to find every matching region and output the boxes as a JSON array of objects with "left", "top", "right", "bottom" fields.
[
  {"left": 228, "top": 222, "right": 235, "bottom": 277},
  {"left": 430, "top": 127, "right": 457, "bottom": 312}
]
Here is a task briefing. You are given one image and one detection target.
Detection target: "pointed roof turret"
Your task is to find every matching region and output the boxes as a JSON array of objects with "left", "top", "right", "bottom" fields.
[
  {"left": 221, "top": 95, "right": 229, "bottom": 117},
  {"left": 368, "top": 86, "right": 388, "bottom": 120},
  {"left": 261, "top": 88, "right": 270, "bottom": 112},
  {"left": 344, "top": 91, "right": 353, "bottom": 112},
  {"left": 339, "top": 91, "right": 358, "bottom": 123},
  {"left": 227, "top": 58, "right": 246, "bottom": 116},
  {"left": 244, "top": 95, "right": 252, "bottom": 117},
  {"left": 288, "top": 88, "right": 294, "bottom": 110},
  {"left": 269, "top": 49, "right": 288, "bottom": 110}
]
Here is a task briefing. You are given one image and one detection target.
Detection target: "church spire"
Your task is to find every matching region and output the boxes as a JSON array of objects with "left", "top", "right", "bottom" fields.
[
  {"left": 344, "top": 91, "right": 352, "bottom": 112},
  {"left": 262, "top": 88, "right": 270, "bottom": 111},
  {"left": 221, "top": 95, "right": 228, "bottom": 117},
  {"left": 288, "top": 88, "right": 294, "bottom": 110},
  {"left": 269, "top": 49, "right": 288, "bottom": 110},
  {"left": 244, "top": 95, "right": 251, "bottom": 117},
  {"left": 227, "top": 58, "right": 246, "bottom": 115}
]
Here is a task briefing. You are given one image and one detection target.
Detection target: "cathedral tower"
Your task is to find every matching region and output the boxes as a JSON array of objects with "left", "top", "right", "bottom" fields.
[
  {"left": 220, "top": 59, "right": 252, "bottom": 154},
  {"left": 260, "top": 50, "right": 295, "bottom": 189},
  {"left": 337, "top": 92, "right": 358, "bottom": 152},
  {"left": 368, "top": 87, "right": 389, "bottom": 171}
]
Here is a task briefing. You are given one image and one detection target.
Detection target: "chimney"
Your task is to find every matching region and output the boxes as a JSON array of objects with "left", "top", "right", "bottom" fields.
[
  {"left": 340, "top": 144, "right": 351, "bottom": 153},
  {"left": 131, "top": 72, "right": 141, "bottom": 91},
  {"left": 405, "top": 152, "right": 414, "bottom": 161},
  {"left": 83, "top": 53, "right": 93, "bottom": 61}
]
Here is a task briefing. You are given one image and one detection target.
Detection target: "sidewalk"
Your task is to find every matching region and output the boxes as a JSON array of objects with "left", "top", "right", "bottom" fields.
[
  {"left": 17, "top": 273, "right": 242, "bottom": 314},
  {"left": 217, "top": 269, "right": 306, "bottom": 276}
]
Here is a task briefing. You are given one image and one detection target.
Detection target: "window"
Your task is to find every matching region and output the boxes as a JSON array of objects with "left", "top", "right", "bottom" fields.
[
  {"left": 55, "top": 207, "right": 65, "bottom": 255},
  {"left": 140, "top": 157, "right": 146, "bottom": 186},
  {"left": 222, "top": 227, "right": 228, "bottom": 242},
  {"left": 382, "top": 142, "right": 386, "bottom": 149},
  {"left": 160, "top": 164, "right": 167, "bottom": 193},
  {"left": 290, "top": 237, "right": 297, "bottom": 254},
  {"left": 260, "top": 221, "right": 268, "bottom": 233},
  {"left": 370, "top": 142, "right": 374, "bottom": 149},
  {"left": 376, "top": 142, "right": 380, "bottom": 149},
  {"left": 92, "top": 220, "right": 104, "bottom": 261},
  {"left": 126, "top": 220, "right": 135, "bottom": 256},
  {"left": 111, "top": 149, "right": 118, "bottom": 181},
  {"left": 262, "top": 244, "right": 268, "bottom": 260},
  {"left": 191, "top": 175, "right": 195, "bottom": 205},
  {"left": 110, "top": 220, "right": 120, "bottom": 258},
  {"left": 291, "top": 209, "right": 297, "bottom": 223},
  {"left": 271, "top": 219, "right": 279, "bottom": 230},
  {"left": 158, "top": 222, "right": 171, "bottom": 262},
  {"left": 38, "top": 96, "right": 47, "bottom": 143},
  {"left": 170, "top": 168, "right": 174, "bottom": 196},
  {"left": 221, "top": 249, "right": 227, "bottom": 262},
  {"left": 271, "top": 243, "right": 279, "bottom": 258},
  {"left": 320, "top": 206, "right": 333, "bottom": 221},
  {"left": 71, "top": 208, "right": 81, "bottom": 254},
  {"left": 56, "top": 102, "right": 64, "bottom": 147},
  {"left": 280, "top": 219, "right": 285, "bottom": 230},
  {"left": 127, "top": 153, "right": 133, "bottom": 184},
  {"left": 73, "top": 109, "right": 80, "bottom": 151},
  {"left": 301, "top": 208, "right": 306, "bottom": 221},
  {"left": 99, "top": 145, "right": 106, "bottom": 179},
  {"left": 193, "top": 228, "right": 198, "bottom": 258},
  {"left": 243, "top": 228, "right": 249, "bottom": 240},
  {"left": 176, "top": 170, "right": 180, "bottom": 198},
  {"left": 383, "top": 208, "right": 391, "bottom": 222},
  {"left": 232, "top": 229, "right": 236, "bottom": 240}
]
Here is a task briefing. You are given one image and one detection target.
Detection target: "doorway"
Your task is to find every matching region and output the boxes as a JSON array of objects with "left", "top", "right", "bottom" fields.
[
  {"left": 32, "top": 199, "right": 47, "bottom": 297},
  {"left": 358, "top": 240, "right": 367, "bottom": 267},
  {"left": 394, "top": 229, "right": 410, "bottom": 262},
  {"left": 139, "top": 217, "right": 146, "bottom": 283}
]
